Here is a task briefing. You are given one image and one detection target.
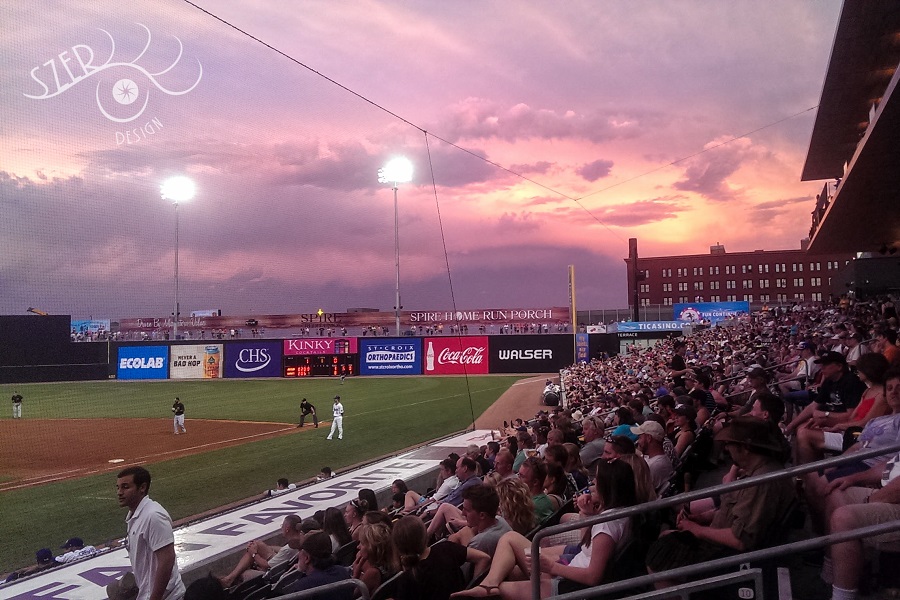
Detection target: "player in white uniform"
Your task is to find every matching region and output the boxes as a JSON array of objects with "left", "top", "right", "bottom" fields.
[{"left": 326, "top": 395, "right": 344, "bottom": 440}]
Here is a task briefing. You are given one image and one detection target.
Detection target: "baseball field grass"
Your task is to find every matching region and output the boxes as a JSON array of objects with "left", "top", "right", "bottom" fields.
[{"left": 0, "top": 375, "right": 523, "bottom": 572}]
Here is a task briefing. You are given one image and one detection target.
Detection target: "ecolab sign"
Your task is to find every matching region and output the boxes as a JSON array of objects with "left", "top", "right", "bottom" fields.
[
  {"left": 117, "top": 346, "right": 168, "bottom": 379},
  {"left": 488, "top": 335, "right": 573, "bottom": 373},
  {"left": 225, "top": 341, "right": 282, "bottom": 378},
  {"left": 424, "top": 337, "right": 489, "bottom": 375}
]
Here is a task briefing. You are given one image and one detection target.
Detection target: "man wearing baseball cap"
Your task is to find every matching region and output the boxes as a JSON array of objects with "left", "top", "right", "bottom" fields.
[
  {"left": 55, "top": 536, "right": 98, "bottom": 564},
  {"left": 282, "top": 531, "right": 351, "bottom": 598},
  {"left": 785, "top": 351, "right": 865, "bottom": 438},
  {"left": 326, "top": 396, "right": 344, "bottom": 440},
  {"left": 631, "top": 421, "right": 674, "bottom": 494}
]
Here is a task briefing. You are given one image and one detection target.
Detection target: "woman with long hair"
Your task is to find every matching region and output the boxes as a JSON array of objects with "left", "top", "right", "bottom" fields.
[
  {"left": 324, "top": 506, "right": 352, "bottom": 551},
  {"left": 344, "top": 498, "right": 368, "bottom": 541},
  {"left": 494, "top": 477, "right": 536, "bottom": 536},
  {"left": 352, "top": 521, "right": 397, "bottom": 597},
  {"left": 670, "top": 404, "right": 697, "bottom": 459},
  {"left": 618, "top": 453, "right": 658, "bottom": 504},
  {"left": 453, "top": 459, "right": 638, "bottom": 598},
  {"left": 562, "top": 442, "right": 589, "bottom": 490},
  {"left": 391, "top": 515, "right": 490, "bottom": 600}
]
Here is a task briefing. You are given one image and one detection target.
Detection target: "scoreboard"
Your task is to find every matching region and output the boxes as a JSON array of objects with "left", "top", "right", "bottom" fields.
[{"left": 283, "top": 354, "right": 356, "bottom": 377}]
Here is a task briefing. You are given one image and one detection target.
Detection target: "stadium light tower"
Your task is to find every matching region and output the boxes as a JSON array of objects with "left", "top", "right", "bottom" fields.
[
  {"left": 160, "top": 176, "right": 196, "bottom": 340},
  {"left": 378, "top": 157, "right": 413, "bottom": 337}
]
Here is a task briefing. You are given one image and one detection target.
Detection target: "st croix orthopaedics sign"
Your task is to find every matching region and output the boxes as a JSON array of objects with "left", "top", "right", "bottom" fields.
[{"left": 23, "top": 22, "right": 202, "bottom": 144}]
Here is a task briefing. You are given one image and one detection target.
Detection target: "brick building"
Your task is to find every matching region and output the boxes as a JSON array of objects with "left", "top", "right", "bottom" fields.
[{"left": 625, "top": 243, "right": 854, "bottom": 309}]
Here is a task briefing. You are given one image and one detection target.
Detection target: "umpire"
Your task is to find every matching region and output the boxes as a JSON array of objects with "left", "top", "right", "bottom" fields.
[{"left": 298, "top": 398, "right": 318, "bottom": 428}]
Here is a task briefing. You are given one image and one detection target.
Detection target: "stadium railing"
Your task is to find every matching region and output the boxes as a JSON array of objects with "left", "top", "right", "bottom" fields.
[{"left": 530, "top": 441, "right": 900, "bottom": 600}]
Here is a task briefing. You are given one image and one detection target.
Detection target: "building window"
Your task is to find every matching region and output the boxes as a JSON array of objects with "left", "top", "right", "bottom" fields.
[
  {"left": 710, "top": 266, "right": 719, "bottom": 275},
  {"left": 663, "top": 297, "right": 672, "bottom": 306},
  {"left": 726, "top": 265, "right": 736, "bottom": 275},
  {"left": 796, "top": 293, "right": 805, "bottom": 301},
  {"left": 640, "top": 298, "right": 651, "bottom": 307},
  {"left": 792, "top": 263, "right": 803, "bottom": 272},
  {"left": 726, "top": 280, "right": 736, "bottom": 289},
  {"left": 710, "top": 281, "right": 720, "bottom": 290},
  {"left": 679, "top": 296, "right": 688, "bottom": 303},
  {"left": 661, "top": 268, "right": 672, "bottom": 278},
  {"left": 777, "top": 293, "right": 787, "bottom": 303},
  {"left": 742, "top": 264, "right": 750, "bottom": 274},
  {"left": 677, "top": 267, "right": 686, "bottom": 277},
  {"left": 710, "top": 295, "right": 720, "bottom": 302},
  {"left": 742, "top": 280, "right": 753, "bottom": 289},
  {"left": 776, "top": 278, "right": 786, "bottom": 288},
  {"left": 760, "top": 294, "right": 770, "bottom": 303},
  {"left": 812, "top": 292, "right": 822, "bottom": 302},
  {"left": 743, "top": 294, "right": 753, "bottom": 302},
  {"left": 759, "top": 279, "right": 769, "bottom": 288},
  {"left": 678, "top": 282, "right": 688, "bottom": 292},
  {"left": 810, "top": 277, "right": 821, "bottom": 286},
  {"left": 727, "top": 295, "right": 736, "bottom": 302},
  {"left": 762, "top": 264, "right": 769, "bottom": 273},
  {"left": 640, "top": 284, "right": 650, "bottom": 293},
  {"left": 663, "top": 283, "right": 672, "bottom": 292},
  {"left": 694, "top": 281, "right": 704, "bottom": 290},
  {"left": 794, "top": 278, "right": 804, "bottom": 287},
  {"left": 695, "top": 295, "right": 704, "bottom": 302},
  {"left": 693, "top": 267, "right": 704, "bottom": 276}
]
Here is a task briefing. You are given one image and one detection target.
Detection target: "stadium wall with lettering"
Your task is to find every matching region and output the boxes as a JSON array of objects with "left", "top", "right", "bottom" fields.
[
  {"left": 224, "top": 341, "right": 283, "bottom": 378},
  {"left": 488, "top": 334, "right": 573, "bottom": 373},
  {"left": 169, "top": 344, "right": 224, "bottom": 378},
  {"left": 359, "top": 338, "right": 422, "bottom": 375},
  {"left": 116, "top": 345, "right": 169, "bottom": 380}
]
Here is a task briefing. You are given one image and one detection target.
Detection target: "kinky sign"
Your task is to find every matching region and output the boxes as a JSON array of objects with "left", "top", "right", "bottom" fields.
[{"left": 23, "top": 24, "right": 202, "bottom": 144}]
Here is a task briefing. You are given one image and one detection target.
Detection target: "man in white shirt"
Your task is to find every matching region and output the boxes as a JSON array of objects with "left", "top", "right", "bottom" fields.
[
  {"left": 631, "top": 421, "right": 675, "bottom": 494},
  {"left": 115, "top": 466, "right": 184, "bottom": 600},
  {"left": 326, "top": 395, "right": 344, "bottom": 440}
]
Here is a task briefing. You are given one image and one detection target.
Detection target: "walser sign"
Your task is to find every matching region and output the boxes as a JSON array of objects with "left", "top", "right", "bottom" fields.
[{"left": 488, "top": 334, "right": 573, "bottom": 373}]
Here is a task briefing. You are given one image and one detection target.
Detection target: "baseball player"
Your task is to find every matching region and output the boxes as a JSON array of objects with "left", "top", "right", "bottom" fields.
[
  {"left": 12, "top": 391, "right": 23, "bottom": 419},
  {"left": 172, "top": 397, "right": 186, "bottom": 434},
  {"left": 326, "top": 395, "right": 344, "bottom": 440}
]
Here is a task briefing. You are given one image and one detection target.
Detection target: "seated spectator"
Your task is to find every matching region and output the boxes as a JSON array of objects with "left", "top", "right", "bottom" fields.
[
  {"left": 282, "top": 531, "right": 352, "bottom": 598},
  {"left": 467, "top": 443, "right": 492, "bottom": 476},
  {"left": 512, "top": 431, "right": 537, "bottom": 472},
  {"left": 726, "top": 367, "right": 771, "bottom": 418},
  {"left": 185, "top": 574, "right": 228, "bottom": 600},
  {"left": 778, "top": 342, "right": 820, "bottom": 420},
  {"left": 563, "top": 442, "right": 590, "bottom": 490},
  {"left": 645, "top": 417, "right": 796, "bottom": 589},
  {"left": 485, "top": 449, "right": 516, "bottom": 485},
  {"left": 358, "top": 488, "right": 379, "bottom": 513},
  {"left": 794, "top": 352, "right": 889, "bottom": 464},
  {"left": 392, "top": 515, "right": 490, "bottom": 600},
  {"left": 448, "top": 483, "right": 512, "bottom": 555},
  {"left": 543, "top": 463, "right": 569, "bottom": 509},
  {"left": 543, "top": 444, "right": 578, "bottom": 497},
  {"left": 600, "top": 434, "right": 635, "bottom": 461},
  {"left": 352, "top": 521, "right": 397, "bottom": 597},
  {"left": 405, "top": 458, "right": 458, "bottom": 511},
  {"left": 786, "top": 352, "right": 866, "bottom": 437},
  {"left": 325, "top": 506, "right": 353, "bottom": 551},
  {"left": 425, "top": 457, "right": 482, "bottom": 538},
  {"left": 54, "top": 537, "right": 97, "bottom": 564},
  {"left": 317, "top": 466, "right": 335, "bottom": 482},
  {"left": 495, "top": 477, "right": 536, "bottom": 535},
  {"left": 578, "top": 415, "right": 606, "bottom": 473},
  {"left": 342, "top": 500, "right": 367, "bottom": 542},
  {"left": 619, "top": 452, "right": 658, "bottom": 503},
  {"left": 669, "top": 404, "right": 697, "bottom": 459},
  {"left": 747, "top": 392, "right": 785, "bottom": 425},
  {"left": 518, "top": 456, "right": 554, "bottom": 524},
  {"left": 216, "top": 515, "right": 304, "bottom": 588},
  {"left": 452, "top": 459, "right": 638, "bottom": 598},
  {"left": 631, "top": 421, "right": 674, "bottom": 495}
]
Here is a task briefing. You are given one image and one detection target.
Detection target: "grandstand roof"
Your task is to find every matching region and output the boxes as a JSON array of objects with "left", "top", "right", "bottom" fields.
[{"left": 802, "top": 2, "right": 900, "bottom": 253}]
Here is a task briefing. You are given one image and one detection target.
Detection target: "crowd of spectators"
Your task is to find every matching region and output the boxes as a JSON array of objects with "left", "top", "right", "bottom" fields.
[{"left": 20, "top": 295, "right": 900, "bottom": 599}]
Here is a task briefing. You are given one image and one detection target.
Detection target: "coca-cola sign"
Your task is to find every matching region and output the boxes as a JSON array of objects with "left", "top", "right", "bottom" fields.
[{"left": 423, "top": 337, "right": 489, "bottom": 375}]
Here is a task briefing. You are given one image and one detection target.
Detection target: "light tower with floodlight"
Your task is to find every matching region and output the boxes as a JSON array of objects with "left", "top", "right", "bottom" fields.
[
  {"left": 377, "top": 158, "right": 413, "bottom": 337},
  {"left": 160, "top": 176, "right": 196, "bottom": 340}
]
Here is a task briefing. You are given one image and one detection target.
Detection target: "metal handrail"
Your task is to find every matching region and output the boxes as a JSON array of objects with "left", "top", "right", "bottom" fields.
[
  {"left": 529, "top": 441, "right": 900, "bottom": 599},
  {"left": 714, "top": 357, "right": 802, "bottom": 387},
  {"left": 278, "top": 577, "right": 370, "bottom": 600}
]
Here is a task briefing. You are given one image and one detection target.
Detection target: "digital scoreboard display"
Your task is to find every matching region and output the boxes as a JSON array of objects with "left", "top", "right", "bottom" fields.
[{"left": 283, "top": 354, "right": 356, "bottom": 377}]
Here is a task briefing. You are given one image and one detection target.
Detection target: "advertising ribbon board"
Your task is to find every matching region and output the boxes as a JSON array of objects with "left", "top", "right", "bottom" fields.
[
  {"left": 423, "top": 337, "right": 489, "bottom": 375},
  {"left": 117, "top": 346, "right": 168, "bottom": 380},
  {"left": 224, "top": 341, "right": 282, "bottom": 378},
  {"left": 673, "top": 301, "right": 750, "bottom": 324},
  {"left": 488, "top": 334, "right": 574, "bottom": 373},
  {"left": 615, "top": 321, "right": 691, "bottom": 332},
  {"left": 359, "top": 338, "right": 422, "bottom": 375},
  {"left": 170, "top": 344, "right": 223, "bottom": 379}
]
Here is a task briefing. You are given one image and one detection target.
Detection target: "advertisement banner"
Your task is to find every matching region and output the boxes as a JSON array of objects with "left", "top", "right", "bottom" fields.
[
  {"left": 170, "top": 344, "right": 223, "bottom": 379},
  {"left": 283, "top": 338, "right": 358, "bottom": 356},
  {"left": 673, "top": 301, "right": 750, "bottom": 324},
  {"left": 423, "top": 337, "right": 489, "bottom": 375},
  {"left": 71, "top": 319, "right": 110, "bottom": 335},
  {"left": 224, "top": 341, "right": 282, "bottom": 378},
  {"left": 615, "top": 321, "right": 691, "bottom": 332},
  {"left": 488, "top": 335, "right": 574, "bottom": 373},
  {"left": 575, "top": 333, "right": 590, "bottom": 363},
  {"left": 359, "top": 338, "right": 422, "bottom": 375},
  {"left": 117, "top": 346, "right": 168, "bottom": 380}
]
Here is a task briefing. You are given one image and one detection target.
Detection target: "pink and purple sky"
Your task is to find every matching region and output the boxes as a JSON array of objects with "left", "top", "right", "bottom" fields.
[{"left": 0, "top": 1, "right": 843, "bottom": 318}]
